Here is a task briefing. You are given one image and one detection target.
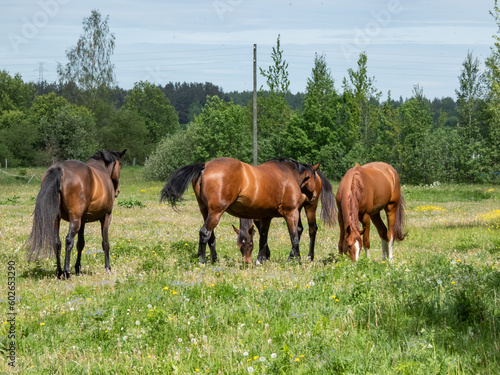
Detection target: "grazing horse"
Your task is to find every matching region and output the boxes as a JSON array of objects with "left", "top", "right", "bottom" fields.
[
  {"left": 233, "top": 169, "right": 336, "bottom": 264},
  {"left": 336, "top": 162, "right": 406, "bottom": 261},
  {"left": 161, "top": 157, "right": 333, "bottom": 264},
  {"left": 25, "top": 150, "right": 126, "bottom": 278}
]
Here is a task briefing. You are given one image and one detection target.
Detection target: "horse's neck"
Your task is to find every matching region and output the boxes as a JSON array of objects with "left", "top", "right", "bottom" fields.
[
  {"left": 343, "top": 171, "right": 362, "bottom": 229},
  {"left": 87, "top": 159, "right": 111, "bottom": 176}
]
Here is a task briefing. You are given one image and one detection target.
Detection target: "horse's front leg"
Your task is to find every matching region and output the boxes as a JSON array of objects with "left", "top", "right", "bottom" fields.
[
  {"left": 337, "top": 210, "right": 345, "bottom": 256},
  {"left": 288, "top": 216, "right": 303, "bottom": 260},
  {"left": 304, "top": 206, "right": 318, "bottom": 261},
  {"left": 75, "top": 222, "right": 86, "bottom": 275},
  {"left": 63, "top": 218, "right": 81, "bottom": 279},
  {"left": 255, "top": 218, "right": 272, "bottom": 265},
  {"left": 101, "top": 214, "right": 112, "bottom": 272},
  {"left": 285, "top": 210, "right": 301, "bottom": 264},
  {"left": 361, "top": 213, "right": 371, "bottom": 258}
]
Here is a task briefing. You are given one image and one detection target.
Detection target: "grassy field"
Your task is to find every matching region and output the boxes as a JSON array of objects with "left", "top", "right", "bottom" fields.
[{"left": 1, "top": 167, "right": 499, "bottom": 374}]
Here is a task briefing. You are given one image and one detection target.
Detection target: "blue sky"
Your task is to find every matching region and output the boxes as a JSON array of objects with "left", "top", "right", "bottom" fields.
[{"left": 0, "top": 0, "right": 496, "bottom": 99}]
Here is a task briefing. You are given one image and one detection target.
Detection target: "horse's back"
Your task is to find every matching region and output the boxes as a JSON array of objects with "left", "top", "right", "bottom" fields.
[
  {"left": 360, "top": 162, "right": 401, "bottom": 209},
  {"left": 200, "top": 157, "right": 301, "bottom": 219},
  {"left": 56, "top": 160, "right": 115, "bottom": 222}
]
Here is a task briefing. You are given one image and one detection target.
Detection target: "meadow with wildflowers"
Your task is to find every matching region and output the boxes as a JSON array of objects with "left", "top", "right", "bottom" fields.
[{"left": 0, "top": 168, "right": 499, "bottom": 374}]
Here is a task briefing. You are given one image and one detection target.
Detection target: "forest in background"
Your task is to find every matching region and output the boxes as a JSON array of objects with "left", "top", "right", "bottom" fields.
[{"left": 1, "top": 8, "right": 500, "bottom": 185}]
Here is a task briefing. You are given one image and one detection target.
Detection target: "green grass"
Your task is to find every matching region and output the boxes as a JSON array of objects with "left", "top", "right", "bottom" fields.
[{"left": 0, "top": 167, "right": 499, "bottom": 374}]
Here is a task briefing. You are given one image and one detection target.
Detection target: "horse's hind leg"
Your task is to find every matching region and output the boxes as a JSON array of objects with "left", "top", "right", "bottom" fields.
[
  {"left": 54, "top": 217, "right": 64, "bottom": 279},
  {"left": 63, "top": 218, "right": 81, "bottom": 279},
  {"left": 101, "top": 214, "right": 112, "bottom": 272},
  {"left": 371, "top": 212, "right": 389, "bottom": 260},
  {"left": 75, "top": 222, "right": 86, "bottom": 275},
  {"left": 384, "top": 205, "right": 398, "bottom": 260},
  {"left": 199, "top": 210, "right": 223, "bottom": 264}
]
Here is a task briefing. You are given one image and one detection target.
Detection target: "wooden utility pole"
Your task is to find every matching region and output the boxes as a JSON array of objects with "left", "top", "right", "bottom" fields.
[{"left": 253, "top": 44, "right": 258, "bottom": 166}]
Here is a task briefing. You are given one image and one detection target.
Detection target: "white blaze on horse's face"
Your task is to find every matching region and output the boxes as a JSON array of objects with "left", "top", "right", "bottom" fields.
[{"left": 354, "top": 241, "right": 361, "bottom": 261}]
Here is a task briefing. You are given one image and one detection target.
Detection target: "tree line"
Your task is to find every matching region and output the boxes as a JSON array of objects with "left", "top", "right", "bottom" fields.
[{"left": 1, "top": 8, "right": 500, "bottom": 185}]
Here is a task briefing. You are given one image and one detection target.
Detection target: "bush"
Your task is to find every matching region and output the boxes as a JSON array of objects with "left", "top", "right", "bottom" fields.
[{"left": 143, "top": 131, "right": 194, "bottom": 181}]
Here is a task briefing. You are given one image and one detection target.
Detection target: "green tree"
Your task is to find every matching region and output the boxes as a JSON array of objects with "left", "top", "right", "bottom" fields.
[
  {"left": 371, "top": 92, "right": 402, "bottom": 168},
  {"left": 455, "top": 51, "right": 486, "bottom": 182},
  {"left": 57, "top": 9, "right": 116, "bottom": 109},
  {"left": 484, "top": 0, "right": 500, "bottom": 181},
  {"left": 255, "top": 35, "right": 293, "bottom": 161},
  {"left": 398, "top": 85, "right": 435, "bottom": 184},
  {"left": 99, "top": 109, "right": 149, "bottom": 165},
  {"left": 0, "top": 70, "right": 36, "bottom": 113},
  {"left": 282, "top": 53, "right": 341, "bottom": 166},
  {"left": 40, "top": 104, "right": 98, "bottom": 161},
  {"left": 190, "top": 96, "right": 251, "bottom": 162},
  {"left": 0, "top": 110, "right": 39, "bottom": 166},
  {"left": 343, "top": 52, "right": 381, "bottom": 160},
  {"left": 259, "top": 34, "right": 290, "bottom": 96},
  {"left": 125, "top": 81, "right": 179, "bottom": 145}
]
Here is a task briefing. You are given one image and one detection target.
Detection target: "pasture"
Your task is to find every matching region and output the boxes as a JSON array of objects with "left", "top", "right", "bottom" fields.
[{"left": 0, "top": 167, "right": 499, "bottom": 374}]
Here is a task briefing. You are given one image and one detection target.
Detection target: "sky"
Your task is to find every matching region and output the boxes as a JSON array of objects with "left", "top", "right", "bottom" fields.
[{"left": 0, "top": 0, "right": 497, "bottom": 100}]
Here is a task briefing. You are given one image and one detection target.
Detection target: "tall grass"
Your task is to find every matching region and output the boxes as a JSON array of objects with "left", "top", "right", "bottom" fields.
[{"left": 0, "top": 167, "right": 499, "bottom": 374}]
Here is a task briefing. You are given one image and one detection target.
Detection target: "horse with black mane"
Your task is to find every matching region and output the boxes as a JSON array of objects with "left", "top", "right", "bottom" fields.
[
  {"left": 161, "top": 157, "right": 336, "bottom": 264},
  {"left": 25, "top": 149, "right": 126, "bottom": 278},
  {"left": 336, "top": 162, "right": 406, "bottom": 261}
]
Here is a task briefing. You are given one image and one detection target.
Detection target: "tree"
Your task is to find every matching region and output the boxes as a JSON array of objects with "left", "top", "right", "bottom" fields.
[
  {"left": 455, "top": 51, "right": 486, "bottom": 182},
  {"left": 255, "top": 35, "right": 293, "bottom": 161},
  {"left": 190, "top": 96, "right": 251, "bottom": 162},
  {"left": 0, "top": 110, "right": 39, "bottom": 166},
  {"left": 398, "top": 85, "right": 434, "bottom": 184},
  {"left": 57, "top": 9, "right": 116, "bottom": 109},
  {"left": 343, "top": 52, "right": 382, "bottom": 160},
  {"left": 259, "top": 34, "right": 290, "bottom": 96},
  {"left": 0, "top": 70, "right": 36, "bottom": 113},
  {"left": 483, "top": 0, "right": 500, "bottom": 181},
  {"left": 125, "top": 81, "right": 179, "bottom": 146},
  {"left": 99, "top": 109, "right": 149, "bottom": 165},
  {"left": 40, "top": 104, "right": 98, "bottom": 161}
]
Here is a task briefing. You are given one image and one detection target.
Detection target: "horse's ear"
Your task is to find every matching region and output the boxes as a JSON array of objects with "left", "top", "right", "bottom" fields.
[
  {"left": 232, "top": 225, "right": 240, "bottom": 235},
  {"left": 249, "top": 225, "right": 256, "bottom": 236},
  {"left": 119, "top": 149, "right": 127, "bottom": 158},
  {"left": 312, "top": 163, "right": 320, "bottom": 171}
]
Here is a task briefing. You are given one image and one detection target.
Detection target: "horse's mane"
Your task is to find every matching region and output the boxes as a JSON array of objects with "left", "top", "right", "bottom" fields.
[
  {"left": 346, "top": 166, "right": 363, "bottom": 230},
  {"left": 268, "top": 159, "right": 314, "bottom": 174},
  {"left": 87, "top": 150, "right": 121, "bottom": 166}
]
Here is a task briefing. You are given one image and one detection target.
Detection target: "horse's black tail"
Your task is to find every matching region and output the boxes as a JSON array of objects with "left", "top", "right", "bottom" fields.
[
  {"left": 317, "top": 170, "right": 336, "bottom": 227},
  {"left": 25, "top": 167, "right": 62, "bottom": 261},
  {"left": 160, "top": 163, "right": 205, "bottom": 209},
  {"left": 393, "top": 192, "right": 407, "bottom": 241}
]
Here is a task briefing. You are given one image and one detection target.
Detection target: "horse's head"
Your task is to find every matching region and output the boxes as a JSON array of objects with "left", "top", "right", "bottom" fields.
[
  {"left": 109, "top": 149, "right": 126, "bottom": 185},
  {"left": 233, "top": 220, "right": 255, "bottom": 264},
  {"left": 300, "top": 163, "right": 320, "bottom": 203},
  {"left": 342, "top": 225, "right": 363, "bottom": 261}
]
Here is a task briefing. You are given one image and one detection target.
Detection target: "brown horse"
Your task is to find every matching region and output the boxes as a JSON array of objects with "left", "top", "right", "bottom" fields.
[
  {"left": 25, "top": 150, "right": 126, "bottom": 278},
  {"left": 161, "top": 157, "right": 335, "bottom": 264},
  {"left": 232, "top": 168, "right": 336, "bottom": 263},
  {"left": 336, "top": 162, "right": 406, "bottom": 261}
]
